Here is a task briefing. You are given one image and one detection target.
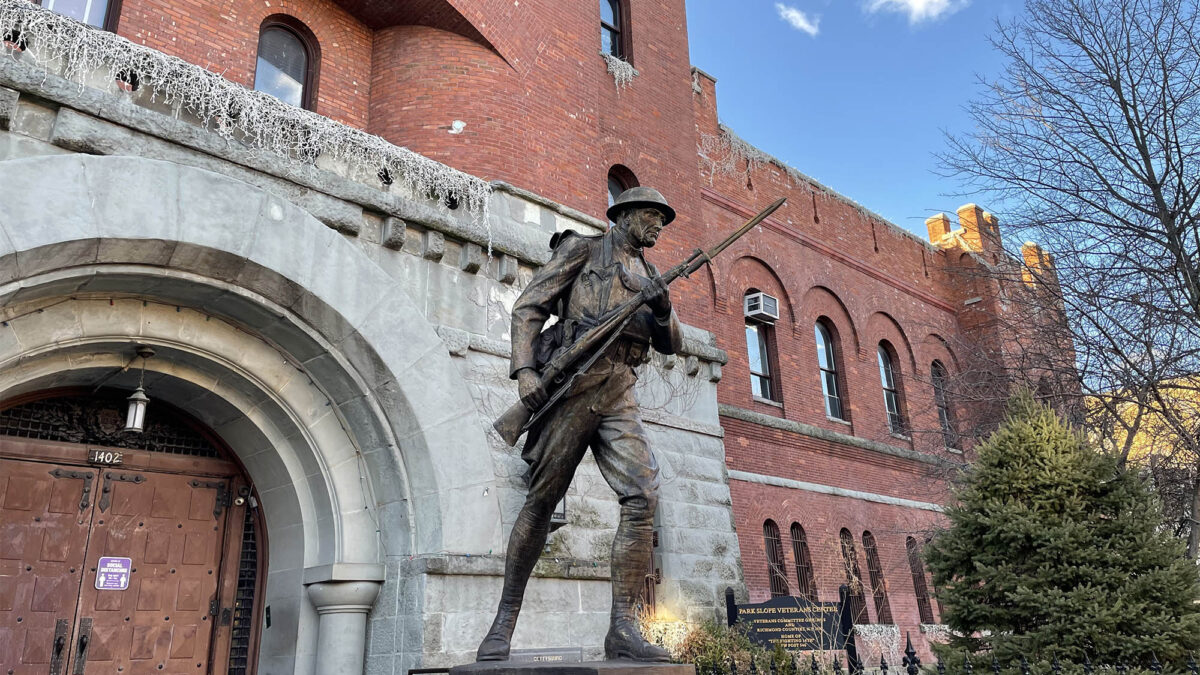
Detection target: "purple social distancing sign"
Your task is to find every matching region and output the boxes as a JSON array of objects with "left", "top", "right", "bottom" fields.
[{"left": 95, "top": 556, "right": 132, "bottom": 590}]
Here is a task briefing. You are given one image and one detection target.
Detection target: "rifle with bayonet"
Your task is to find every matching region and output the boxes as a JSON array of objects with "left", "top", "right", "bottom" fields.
[{"left": 493, "top": 196, "right": 787, "bottom": 446}]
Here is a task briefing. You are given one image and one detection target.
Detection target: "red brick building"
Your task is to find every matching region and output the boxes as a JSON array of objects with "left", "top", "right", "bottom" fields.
[{"left": 0, "top": 0, "right": 1060, "bottom": 670}]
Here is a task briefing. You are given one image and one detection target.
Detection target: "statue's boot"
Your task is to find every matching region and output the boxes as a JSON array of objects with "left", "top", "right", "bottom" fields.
[
  {"left": 476, "top": 507, "right": 550, "bottom": 661},
  {"left": 604, "top": 506, "right": 670, "bottom": 662},
  {"left": 604, "top": 618, "right": 670, "bottom": 662}
]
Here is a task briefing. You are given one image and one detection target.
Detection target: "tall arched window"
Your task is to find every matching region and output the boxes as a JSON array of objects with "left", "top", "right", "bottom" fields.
[
  {"left": 763, "top": 520, "right": 789, "bottom": 597},
  {"left": 815, "top": 321, "right": 845, "bottom": 420},
  {"left": 607, "top": 165, "right": 638, "bottom": 226},
  {"left": 931, "top": 360, "right": 959, "bottom": 449},
  {"left": 861, "top": 531, "right": 893, "bottom": 624},
  {"left": 39, "top": 0, "right": 116, "bottom": 29},
  {"left": 906, "top": 537, "right": 935, "bottom": 624},
  {"left": 839, "top": 528, "right": 868, "bottom": 624},
  {"left": 600, "top": 0, "right": 628, "bottom": 60},
  {"left": 254, "top": 18, "right": 319, "bottom": 110},
  {"left": 877, "top": 342, "right": 907, "bottom": 434},
  {"left": 790, "top": 523, "right": 818, "bottom": 603},
  {"left": 745, "top": 290, "right": 778, "bottom": 402}
]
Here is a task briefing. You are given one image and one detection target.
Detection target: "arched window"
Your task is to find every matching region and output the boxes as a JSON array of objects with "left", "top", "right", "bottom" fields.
[
  {"left": 861, "top": 531, "right": 893, "bottom": 624},
  {"left": 607, "top": 165, "right": 638, "bottom": 226},
  {"left": 745, "top": 290, "right": 778, "bottom": 402},
  {"left": 877, "top": 342, "right": 907, "bottom": 434},
  {"left": 763, "top": 520, "right": 789, "bottom": 597},
  {"left": 39, "top": 0, "right": 116, "bottom": 29},
  {"left": 600, "top": 0, "right": 628, "bottom": 60},
  {"left": 906, "top": 537, "right": 935, "bottom": 624},
  {"left": 815, "top": 320, "right": 845, "bottom": 420},
  {"left": 790, "top": 523, "right": 818, "bottom": 603},
  {"left": 931, "top": 360, "right": 959, "bottom": 449},
  {"left": 839, "top": 528, "right": 868, "bottom": 624},
  {"left": 254, "top": 18, "right": 319, "bottom": 110}
]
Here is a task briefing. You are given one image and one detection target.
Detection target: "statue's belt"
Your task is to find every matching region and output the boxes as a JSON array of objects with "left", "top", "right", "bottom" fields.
[{"left": 565, "top": 316, "right": 647, "bottom": 366}]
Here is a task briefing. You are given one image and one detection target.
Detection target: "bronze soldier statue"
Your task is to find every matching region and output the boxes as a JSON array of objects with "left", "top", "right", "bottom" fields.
[{"left": 477, "top": 187, "right": 682, "bottom": 662}]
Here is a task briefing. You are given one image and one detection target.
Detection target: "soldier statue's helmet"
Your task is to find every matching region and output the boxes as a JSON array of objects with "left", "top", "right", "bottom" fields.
[{"left": 606, "top": 186, "right": 676, "bottom": 226}]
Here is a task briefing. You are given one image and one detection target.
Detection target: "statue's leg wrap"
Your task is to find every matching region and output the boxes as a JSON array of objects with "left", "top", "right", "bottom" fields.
[
  {"left": 592, "top": 400, "right": 670, "bottom": 662},
  {"left": 609, "top": 492, "right": 657, "bottom": 622},
  {"left": 476, "top": 501, "right": 553, "bottom": 661},
  {"left": 477, "top": 396, "right": 597, "bottom": 662}
]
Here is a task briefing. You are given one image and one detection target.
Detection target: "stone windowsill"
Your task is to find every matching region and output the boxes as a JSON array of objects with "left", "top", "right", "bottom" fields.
[
  {"left": 752, "top": 396, "right": 783, "bottom": 408},
  {"left": 826, "top": 416, "right": 851, "bottom": 426}
]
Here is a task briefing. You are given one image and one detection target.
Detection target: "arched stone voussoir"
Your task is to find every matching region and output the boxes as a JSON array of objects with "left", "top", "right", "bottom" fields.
[{"left": 0, "top": 153, "right": 500, "bottom": 557}]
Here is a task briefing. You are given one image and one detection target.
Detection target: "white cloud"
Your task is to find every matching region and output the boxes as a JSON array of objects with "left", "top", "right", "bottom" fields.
[
  {"left": 864, "top": 0, "right": 968, "bottom": 24},
  {"left": 775, "top": 3, "right": 820, "bottom": 37}
]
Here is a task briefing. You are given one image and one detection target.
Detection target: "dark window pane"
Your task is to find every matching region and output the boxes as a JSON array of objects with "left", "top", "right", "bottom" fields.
[
  {"left": 878, "top": 345, "right": 905, "bottom": 433},
  {"left": 907, "top": 537, "right": 936, "bottom": 624},
  {"left": 791, "top": 523, "right": 818, "bottom": 603},
  {"left": 862, "top": 532, "right": 893, "bottom": 624},
  {"left": 44, "top": 0, "right": 109, "bottom": 27},
  {"left": 931, "top": 360, "right": 958, "bottom": 448},
  {"left": 764, "top": 520, "right": 789, "bottom": 597},
  {"left": 255, "top": 27, "right": 308, "bottom": 108},
  {"left": 608, "top": 176, "right": 624, "bottom": 209},
  {"left": 839, "top": 529, "right": 869, "bottom": 624}
]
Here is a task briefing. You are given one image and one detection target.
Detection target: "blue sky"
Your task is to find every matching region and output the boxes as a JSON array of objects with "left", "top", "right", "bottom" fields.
[{"left": 685, "top": 0, "right": 1022, "bottom": 236}]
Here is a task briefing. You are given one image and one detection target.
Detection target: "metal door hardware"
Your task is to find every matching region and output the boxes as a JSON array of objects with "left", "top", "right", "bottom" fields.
[
  {"left": 190, "top": 479, "right": 231, "bottom": 518},
  {"left": 49, "top": 468, "right": 95, "bottom": 511},
  {"left": 98, "top": 472, "right": 145, "bottom": 512},
  {"left": 49, "top": 618, "right": 70, "bottom": 675},
  {"left": 72, "top": 618, "right": 92, "bottom": 675}
]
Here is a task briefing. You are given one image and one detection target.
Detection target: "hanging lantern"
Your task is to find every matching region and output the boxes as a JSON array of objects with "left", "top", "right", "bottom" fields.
[
  {"left": 123, "top": 386, "right": 150, "bottom": 432},
  {"left": 123, "top": 345, "right": 154, "bottom": 433}
]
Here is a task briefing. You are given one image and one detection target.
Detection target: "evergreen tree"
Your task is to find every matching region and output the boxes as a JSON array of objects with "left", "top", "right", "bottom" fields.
[{"left": 925, "top": 392, "right": 1200, "bottom": 665}]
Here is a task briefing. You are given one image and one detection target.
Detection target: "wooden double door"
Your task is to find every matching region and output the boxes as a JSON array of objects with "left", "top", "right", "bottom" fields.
[{"left": 0, "top": 438, "right": 252, "bottom": 674}]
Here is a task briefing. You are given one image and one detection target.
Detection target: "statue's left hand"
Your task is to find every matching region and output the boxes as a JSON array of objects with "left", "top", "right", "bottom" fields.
[{"left": 645, "top": 276, "right": 672, "bottom": 317}]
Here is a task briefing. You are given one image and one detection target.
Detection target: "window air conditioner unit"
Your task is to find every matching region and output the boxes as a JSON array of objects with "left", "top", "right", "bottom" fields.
[{"left": 744, "top": 292, "right": 780, "bottom": 322}]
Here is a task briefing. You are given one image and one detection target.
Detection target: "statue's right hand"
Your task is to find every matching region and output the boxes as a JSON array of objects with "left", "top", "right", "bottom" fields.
[{"left": 517, "top": 369, "right": 548, "bottom": 410}]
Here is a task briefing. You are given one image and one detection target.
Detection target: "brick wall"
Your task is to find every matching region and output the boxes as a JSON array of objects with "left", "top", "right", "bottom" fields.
[
  {"left": 729, "top": 478, "right": 946, "bottom": 654},
  {"left": 115, "top": 0, "right": 374, "bottom": 127}
]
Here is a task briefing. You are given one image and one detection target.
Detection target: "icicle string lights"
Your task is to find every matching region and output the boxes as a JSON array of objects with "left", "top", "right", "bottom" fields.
[
  {"left": 600, "top": 51, "right": 638, "bottom": 91},
  {"left": 0, "top": 0, "right": 491, "bottom": 220}
]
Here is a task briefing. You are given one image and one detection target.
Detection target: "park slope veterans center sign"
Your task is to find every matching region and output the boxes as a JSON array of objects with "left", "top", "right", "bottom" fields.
[{"left": 734, "top": 596, "right": 848, "bottom": 651}]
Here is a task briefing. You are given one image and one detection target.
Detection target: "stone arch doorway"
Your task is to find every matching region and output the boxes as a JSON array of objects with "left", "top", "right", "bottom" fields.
[
  {"left": 0, "top": 388, "right": 266, "bottom": 674},
  {"left": 0, "top": 154, "right": 503, "bottom": 673}
]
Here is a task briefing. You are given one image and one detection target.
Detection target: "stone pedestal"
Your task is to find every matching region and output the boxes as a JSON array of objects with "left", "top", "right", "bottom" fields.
[{"left": 450, "top": 662, "right": 696, "bottom": 675}]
